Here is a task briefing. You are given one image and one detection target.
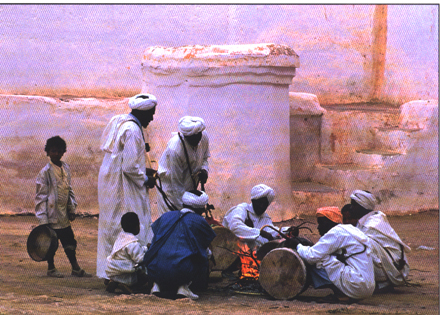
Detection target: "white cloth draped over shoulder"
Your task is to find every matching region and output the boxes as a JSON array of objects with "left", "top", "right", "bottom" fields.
[
  {"left": 297, "top": 224, "right": 376, "bottom": 300},
  {"left": 357, "top": 211, "right": 411, "bottom": 286},
  {"left": 105, "top": 231, "right": 148, "bottom": 285},
  {"left": 222, "top": 202, "right": 279, "bottom": 247},
  {"left": 97, "top": 113, "right": 153, "bottom": 279},
  {"left": 156, "top": 131, "right": 210, "bottom": 215}
]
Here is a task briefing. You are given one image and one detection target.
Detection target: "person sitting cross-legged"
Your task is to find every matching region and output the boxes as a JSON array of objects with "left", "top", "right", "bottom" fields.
[
  {"left": 348, "top": 190, "right": 411, "bottom": 291},
  {"left": 286, "top": 206, "right": 376, "bottom": 303}
]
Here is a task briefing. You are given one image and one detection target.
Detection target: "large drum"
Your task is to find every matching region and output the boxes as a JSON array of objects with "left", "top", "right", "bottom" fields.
[
  {"left": 259, "top": 248, "right": 307, "bottom": 300},
  {"left": 209, "top": 226, "right": 240, "bottom": 271}
]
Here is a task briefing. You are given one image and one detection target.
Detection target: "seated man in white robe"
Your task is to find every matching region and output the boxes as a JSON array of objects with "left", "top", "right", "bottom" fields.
[
  {"left": 221, "top": 184, "right": 280, "bottom": 279},
  {"left": 348, "top": 190, "right": 411, "bottom": 290},
  {"left": 105, "top": 212, "right": 149, "bottom": 294},
  {"left": 156, "top": 116, "right": 210, "bottom": 214},
  {"left": 286, "top": 206, "right": 375, "bottom": 302},
  {"left": 222, "top": 184, "right": 280, "bottom": 248}
]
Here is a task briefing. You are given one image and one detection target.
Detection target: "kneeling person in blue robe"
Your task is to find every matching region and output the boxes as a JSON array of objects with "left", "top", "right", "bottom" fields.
[{"left": 142, "top": 190, "right": 216, "bottom": 300}]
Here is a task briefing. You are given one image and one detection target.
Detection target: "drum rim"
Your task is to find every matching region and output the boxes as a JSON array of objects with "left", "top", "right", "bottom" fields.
[{"left": 27, "top": 225, "right": 59, "bottom": 262}]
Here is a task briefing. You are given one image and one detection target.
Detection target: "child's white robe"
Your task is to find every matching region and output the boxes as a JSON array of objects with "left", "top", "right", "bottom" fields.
[{"left": 106, "top": 231, "right": 147, "bottom": 285}]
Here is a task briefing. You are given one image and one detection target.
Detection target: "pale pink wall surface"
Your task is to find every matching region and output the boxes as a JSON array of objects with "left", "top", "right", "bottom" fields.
[{"left": 0, "top": 4, "right": 437, "bottom": 104}]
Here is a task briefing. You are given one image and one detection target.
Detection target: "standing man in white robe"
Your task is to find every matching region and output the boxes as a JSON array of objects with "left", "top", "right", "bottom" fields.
[
  {"left": 96, "top": 93, "right": 157, "bottom": 280},
  {"left": 288, "top": 206, "right": 375, "bottom": 302},
  {"left": 156, "top": 116, "right": 210, "bottom": 215},
  {"left": 349, "top": 190, "right": 411, "bottom": 290},
  {"left": 222, "top": 184, "right": 280, "bottom": 248}
]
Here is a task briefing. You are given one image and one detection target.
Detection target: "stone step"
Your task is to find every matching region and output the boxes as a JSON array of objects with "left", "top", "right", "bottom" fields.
[
  {"left": 311, "top": 163, "right": 383, "bottom": 190},
  {"left": 352, "top": 149, "right": 403, "bottom": 168},
  {"left": 291, "top": 182, "right": 346, "bottom": 216},
  {"left": 371, "top": 126, "right": 422, "bottom": 153}
]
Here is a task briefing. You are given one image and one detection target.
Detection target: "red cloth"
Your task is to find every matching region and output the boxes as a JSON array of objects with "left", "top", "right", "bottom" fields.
[{"left": 316, "top": 206, "right": 342, "bottom": 224}]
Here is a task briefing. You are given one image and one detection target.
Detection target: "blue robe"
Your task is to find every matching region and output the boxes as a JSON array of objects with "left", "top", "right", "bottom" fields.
[{"left": 142, "top": 210, "right": 216, "bottom": 288}]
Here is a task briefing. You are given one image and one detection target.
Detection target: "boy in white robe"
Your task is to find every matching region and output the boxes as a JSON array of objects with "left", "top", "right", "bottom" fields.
[
  {"left": 287, "top": 206, "right": 375, "bottom": 302},
  {"left": 349, "top": 190, "right": 411, "bottom": 290},
  {"left": 35, "top": 136, "right": 91, "bottom": 278},
  {"left": 105, "top": 212, "right": 149, "bottom": 293}
]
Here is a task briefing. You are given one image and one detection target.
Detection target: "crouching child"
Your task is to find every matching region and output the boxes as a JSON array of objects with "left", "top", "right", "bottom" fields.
[{"left": 105, "top": 212, "right": 149, "bottom": 293}]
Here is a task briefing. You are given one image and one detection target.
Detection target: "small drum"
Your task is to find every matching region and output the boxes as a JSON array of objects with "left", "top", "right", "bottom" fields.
[
  {"left": 209, "top": 226, "right": 240, "bottom": 271},
  {"left": 259, "top": 248, "right": 307, "bottom": 300},
  {"left": 27, "top": 225, "right": 59, "bottom": 262}
]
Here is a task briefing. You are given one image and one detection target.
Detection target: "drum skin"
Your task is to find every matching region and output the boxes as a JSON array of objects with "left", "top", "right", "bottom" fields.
[
  {"left": 209, "top": 226, "right": 241, "bottom": 271},
  {"left": 27, "top": 225, "right": 59, "bottom": 262},
  {"left": 259, "top": 248, "right": 307, "bottom": 300}
]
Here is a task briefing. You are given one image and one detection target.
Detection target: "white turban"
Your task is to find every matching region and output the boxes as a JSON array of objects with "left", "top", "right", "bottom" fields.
[
  {"left": 128, "top": 93, "right": 157, "bottom": 111},
  {"left": 251, "top": 184, "right": 275, "bottom": 205},
  {"left": 182, "top": 191, "right": 209, "bottom": 208},
  {"left": 178, "top": 116, "right": 206, "bottom": 136},
  {"left": 350, "top": 190, "right": 376, "bottom": 210}
]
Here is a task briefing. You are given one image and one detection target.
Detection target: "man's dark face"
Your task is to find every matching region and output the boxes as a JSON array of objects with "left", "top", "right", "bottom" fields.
[
  {"left": 350, "top": 200, "right": 369, "bottom": 221},
  {"left": 342, "top": 210, "right": 358, "bottom": 226},
  {"left": 184, "top": 132, "right": 203, "bottom": 147},
  {"left": 251, "top": 197, "right": 269, "bottom": 216},
  {"left": 317, "top": 216, "right": 335, "bottom": 236},
  {"left": 137, "top": 107, "right": 156, "bottom": 128}
]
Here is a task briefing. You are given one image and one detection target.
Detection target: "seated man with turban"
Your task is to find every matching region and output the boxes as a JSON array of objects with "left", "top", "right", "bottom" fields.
[
  {"left": 97, "top": 93, "right": 157, "bottom": 280},
  {"left": 286, "top": 206, "right": 375, "bottom": 302},
  {"left": 348, "top": 190, "right": 411, "bottom": 291},
  {"left": 142, "top": 190, "right": 216, "bottom": 300},
  {"left": 156, "top": 116, "right": 210, "bottom": 215},
  {"left": 222, "top": 184, "right": 280, "bottom": 248}
]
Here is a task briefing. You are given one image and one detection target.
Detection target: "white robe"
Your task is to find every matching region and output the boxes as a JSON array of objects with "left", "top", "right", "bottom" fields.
[
  {"left": 156, "top": 131, "right": 210, "bottom": 215},
  {"left": 105, "top": 231, "right": 148, "bottom": 285},
  {"left": 222, "top": 202, "right": 279, "bottom": 247},
  {"left": 357, "top": 211, "right": 411, "bottom": 286},
  {"left": 297, "top": 224, "right": 375, "bottom": 300},
  {"left": 35, "top": 161, "right": 77, "bottom": 227},
  {"left": 97, "top": 114, "right": 153, "bottom": 279}
]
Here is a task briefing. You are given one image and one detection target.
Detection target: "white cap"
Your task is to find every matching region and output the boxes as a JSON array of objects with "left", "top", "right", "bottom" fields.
[{"left": 128, "top": 93, "right": 157, "bottom": 110}]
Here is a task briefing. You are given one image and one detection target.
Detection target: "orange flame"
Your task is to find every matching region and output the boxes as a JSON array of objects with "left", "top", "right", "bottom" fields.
[{"left": 237, "top": 242, "right": 260, "bottom": 280}]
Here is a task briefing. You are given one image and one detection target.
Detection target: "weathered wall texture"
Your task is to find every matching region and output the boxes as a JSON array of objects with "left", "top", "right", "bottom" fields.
[
  {"left": 0, "top": 5, "right": 438, "bottom": 218},
  {"left": 142, "top": 44, "right": 299, "bottom": 221},
  {"left": 0, "top": 5, "right": 437, "bottom": 104}
]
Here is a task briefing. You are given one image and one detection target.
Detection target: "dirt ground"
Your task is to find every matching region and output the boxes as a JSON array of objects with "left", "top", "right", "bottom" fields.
[{"left": 0, "top": 211, "right": 438, "bottom": 315}]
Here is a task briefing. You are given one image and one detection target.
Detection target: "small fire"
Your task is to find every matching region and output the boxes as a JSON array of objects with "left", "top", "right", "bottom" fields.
[{"left": 238, "top": 242, "right": 260, "bottom": 280}]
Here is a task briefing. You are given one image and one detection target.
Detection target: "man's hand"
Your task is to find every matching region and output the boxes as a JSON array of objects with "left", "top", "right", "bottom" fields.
[
  {"left": 198, "top": 169, "right": 208, "bottom": 184},
  {"left": 284, "top": 237, "right": 300, "bottom": 250},
  {"left": 68, "top": 213, "right": 76, "bottom": 222},
  {"left": 260, "top": 229, "right": 274, "bottom": 241},
  {"left": 145, "top": 175, "right": 156, "bottom": 189}
]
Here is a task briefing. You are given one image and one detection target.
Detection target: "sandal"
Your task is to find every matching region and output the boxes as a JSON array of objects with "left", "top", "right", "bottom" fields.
[
  {"left": 106, "top": 280, "right": 119, "bottom": 293},
  {"left": 47, "top": 268, "right": 64, "bottom": 278},
  {"left": 71, "top": 268, "right": 92, "bottom": 277}
]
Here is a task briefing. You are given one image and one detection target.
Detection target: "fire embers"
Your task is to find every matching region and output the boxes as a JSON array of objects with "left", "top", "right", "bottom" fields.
[
  {"left": 227, "top": 242, "right": 265, "bottom": 295},
  {"left": 238, "top": 242, "right": 260, "bottom": 280}
]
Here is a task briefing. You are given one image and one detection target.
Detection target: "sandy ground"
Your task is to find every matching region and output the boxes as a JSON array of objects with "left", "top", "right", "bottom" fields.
[{"left": 0, "top": 211, "right": 438, "bottom": 315}]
